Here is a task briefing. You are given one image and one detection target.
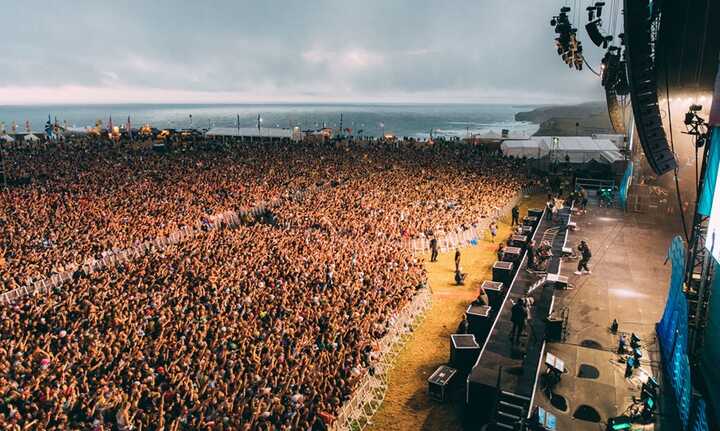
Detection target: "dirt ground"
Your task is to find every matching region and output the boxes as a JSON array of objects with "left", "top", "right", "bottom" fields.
[{"left": 368, "top": 195, "right": 545, "bottom": 431}]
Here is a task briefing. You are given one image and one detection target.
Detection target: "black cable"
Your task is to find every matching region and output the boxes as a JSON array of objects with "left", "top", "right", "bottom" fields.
[
  {"left": 663, "top": 43, "right": 691, "bottom": 242},
  {"left": 581, "top": 54, "right": 602, "bottom": 77}
]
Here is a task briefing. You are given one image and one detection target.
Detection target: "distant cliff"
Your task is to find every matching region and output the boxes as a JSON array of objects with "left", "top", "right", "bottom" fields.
[{"left": 515, "top": 101, "right": 613, "bottom": 136}]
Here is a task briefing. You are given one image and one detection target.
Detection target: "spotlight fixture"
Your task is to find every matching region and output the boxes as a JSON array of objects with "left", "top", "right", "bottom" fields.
[
  {"left": 595, "top": 1, "right": 606, "bottom": 17},
  {"left": 587, "top": 6, "right": 596, "bottom": 21}
]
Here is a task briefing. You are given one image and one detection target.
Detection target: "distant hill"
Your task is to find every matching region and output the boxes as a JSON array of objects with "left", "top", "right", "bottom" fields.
[{"left": 515, "top": 101, "right": 613, "bottom": 136}]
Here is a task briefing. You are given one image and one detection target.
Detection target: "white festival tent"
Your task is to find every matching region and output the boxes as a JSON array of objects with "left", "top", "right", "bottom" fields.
[
  {"left": 501, "top": 136, "right": 624, "bottom": 163},
  {"left": 0, "top": 134, "right": 15, "bottom": 142},
  {"left": 24, "top": 133, "right": 40, "bottom": 142}
]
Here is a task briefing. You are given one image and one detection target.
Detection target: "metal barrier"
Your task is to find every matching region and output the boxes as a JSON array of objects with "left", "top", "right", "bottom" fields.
[
  {"left": 404, "top": 186, "right": 537, "bottom": 254},
  {"left": 0, "top": 205, "right": 268, "bottom": 304},
  {"left": 331, "top": 285, "right": 432, "bottom": 431}
]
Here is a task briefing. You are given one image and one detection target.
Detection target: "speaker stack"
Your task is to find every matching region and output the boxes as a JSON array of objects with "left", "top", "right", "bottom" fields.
[{"left": 623, "top": 0, "right": 677, "bottom": 175}]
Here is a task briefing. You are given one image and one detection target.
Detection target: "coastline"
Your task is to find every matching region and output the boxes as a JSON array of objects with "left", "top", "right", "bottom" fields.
[{"left": 514, "top": 101, "right": 613, "bottom": 136}]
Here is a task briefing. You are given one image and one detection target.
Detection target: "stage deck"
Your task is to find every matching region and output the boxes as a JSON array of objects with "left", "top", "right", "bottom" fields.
[
  {"left": 466, "top": 206, "right": 571, "bottom": 424},
  {"left": 530, "top": 206, "right": 681, "bottom": 430}
]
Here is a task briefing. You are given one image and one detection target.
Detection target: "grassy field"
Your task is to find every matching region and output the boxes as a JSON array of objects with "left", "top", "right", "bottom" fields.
[{"left": 368, "top": 195, "right": 544, "bottom": 431}]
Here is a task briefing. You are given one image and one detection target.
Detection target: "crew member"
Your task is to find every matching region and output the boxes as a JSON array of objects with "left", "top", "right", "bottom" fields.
[
  {"left": 545, "top": 194, "right": 554, "bottom": 220},
  {"left": 497, "top": 243, "right": 505, "bottom": 262},
  {"left": 454, "top": 248, "right": 461, "bottom": 272},
  {"left": 430, "top": 237, "right": 439, "bottom": 262},
  {"left": 511, "top": 205, "right": 520, "bottom": 226},
  {"left": 510, "top": 297, "right": 528, "bottom": 343},
  {"left": 527, "top": 240, "right": 537, "bottom": 271}
]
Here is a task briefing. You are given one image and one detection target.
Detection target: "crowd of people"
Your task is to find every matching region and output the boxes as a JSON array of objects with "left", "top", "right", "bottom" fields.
[{"left": 0, "top": 137, "right": 529, "bottom": 430}]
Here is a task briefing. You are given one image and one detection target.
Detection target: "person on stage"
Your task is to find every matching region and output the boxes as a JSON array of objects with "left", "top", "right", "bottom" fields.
[
  {"left": 511, "top": 205, "right": 520, "bottom": 226},
  {"left": 575, "top": 240, "right": 592, "bottom": 275}
]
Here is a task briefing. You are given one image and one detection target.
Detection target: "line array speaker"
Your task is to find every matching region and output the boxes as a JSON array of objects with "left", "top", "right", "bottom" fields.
[{"left": 623, "top": 0, "right": 677, "bottom": 175}]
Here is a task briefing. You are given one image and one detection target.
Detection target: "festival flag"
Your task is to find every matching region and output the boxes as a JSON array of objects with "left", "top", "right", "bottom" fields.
[
  {"left": 127, "top": 116, "right": 133, "bottom": 141},
  {"left": 237, "top": 114, "right": 241, "bottom": 136},
  {"left": 257, "top": 113, "right": 262, "bottom": 131},
  {"left": 11, "top": 121, "right": 16, "bottom": 134},
  {"left": 25, "top": 120, "right": 30, "bottom": 133},
  {"left": 189, "top": 114, "right": 193, "bottom": 128}
]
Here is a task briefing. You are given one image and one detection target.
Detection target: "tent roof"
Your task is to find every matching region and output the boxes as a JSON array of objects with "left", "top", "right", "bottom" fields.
[
  {"left": 534, "top": 136, "right": 620, "bottom": 152},
  {"left": 206, "top": 127, "right": 295, "bottom": 138}
]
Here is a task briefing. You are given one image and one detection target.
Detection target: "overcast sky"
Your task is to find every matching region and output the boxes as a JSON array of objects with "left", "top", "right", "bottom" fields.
[{"left": 0, "top": 0, "right": 605, "bottom": 105}]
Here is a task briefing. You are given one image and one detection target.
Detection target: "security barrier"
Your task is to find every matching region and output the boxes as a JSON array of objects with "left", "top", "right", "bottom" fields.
[{"left": 330, "top": 285, "right": 432, "bottom": 431}]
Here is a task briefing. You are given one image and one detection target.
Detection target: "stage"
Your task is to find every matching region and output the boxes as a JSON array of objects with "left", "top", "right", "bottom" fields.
[
  {"left": 529, "top": 206, "right": 680, "bottom": 430},
  {"left": 465, "top": 205, "right": 570, "bottom": 428}
]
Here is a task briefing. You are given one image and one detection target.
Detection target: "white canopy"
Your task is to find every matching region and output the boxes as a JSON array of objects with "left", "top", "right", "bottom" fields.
[
  {"left": 206, "top": 127, "right": 299, "bottom": 139},
  {"left": 0, "top": 134, "right": 15, "bottom": 142},
  {"left": 24, "top": 133, "right": 40, "bottom": 142},
  {"left": 501, "top": 139, "right": 549, "bottom": 158},
  {"left": 501, "top": 136, "right": 624, "bottom": 163}
]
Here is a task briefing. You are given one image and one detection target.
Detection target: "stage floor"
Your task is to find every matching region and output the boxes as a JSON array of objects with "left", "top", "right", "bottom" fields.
[{"left": 532, "top": 205, "right": 681, "bottom": 430}]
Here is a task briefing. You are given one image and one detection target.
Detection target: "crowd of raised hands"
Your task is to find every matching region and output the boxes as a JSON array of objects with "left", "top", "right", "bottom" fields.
[{"left": 0, "top": 138, "right": 528, "bottom": 430}]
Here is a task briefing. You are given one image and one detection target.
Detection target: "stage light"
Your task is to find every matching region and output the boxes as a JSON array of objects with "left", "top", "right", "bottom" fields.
[
  {"left": 595, "top": 1, "right": 606, "bottom": 17},
  {"left": 587, "top": 6, "right": 596, "bottom": 21}
]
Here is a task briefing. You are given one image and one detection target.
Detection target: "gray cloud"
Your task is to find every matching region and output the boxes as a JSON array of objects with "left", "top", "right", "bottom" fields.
[{"left": 1, "top": 0, "right": 605, "bottom": 103}]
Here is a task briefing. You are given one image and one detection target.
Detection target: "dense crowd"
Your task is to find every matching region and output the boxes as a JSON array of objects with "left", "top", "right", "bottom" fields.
[{"left": 0, "top": 138, "right": 528, "bottom": 430}]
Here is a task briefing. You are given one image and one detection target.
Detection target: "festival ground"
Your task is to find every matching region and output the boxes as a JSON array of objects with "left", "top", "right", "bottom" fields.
[{"left": 369, "top": 195, "right": 545, "bottom": 431}]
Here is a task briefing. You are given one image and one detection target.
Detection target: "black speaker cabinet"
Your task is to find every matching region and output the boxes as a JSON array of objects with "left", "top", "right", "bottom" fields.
[
  {"left": 509, "top": 234, "right": 528, "bottom": 249},
  {"left": 521, "top": 225, "right": 533, "bottom": 236},
  {"left": 481, "top": 280, "right": 504, "bottom": 309},
  {"left": 502, "top": 246, "right": 523, "bottom": 264},
  {"left": 428, "top": 365, "right": 457, "bottom": 402},
  {"left": 492, "top": 261, "right": 514, "bottom": 286},
  {"left": 466, "top": 304, "right": 492, "bottom": 339},
  {"left": 523, "top": 216, "right": 539, "bottom": 228},
  {"left": 528, "top": 208, "right": 544, "bottom": 219},
  {"left": 450, "top": 334, "right": 481, "bottom": 373},
  {"left": 546, "top": 317, "right": 564, "bottom": 341}
]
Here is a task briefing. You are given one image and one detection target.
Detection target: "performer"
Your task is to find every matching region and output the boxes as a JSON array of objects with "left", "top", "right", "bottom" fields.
[{"left": 575, "top": 240, "right": 592, "bottom": 275}]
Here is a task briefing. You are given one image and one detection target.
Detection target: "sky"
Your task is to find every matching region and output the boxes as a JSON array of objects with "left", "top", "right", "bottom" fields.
[{"left": 0, "top": 0, "right": 606, "bottom": 105}]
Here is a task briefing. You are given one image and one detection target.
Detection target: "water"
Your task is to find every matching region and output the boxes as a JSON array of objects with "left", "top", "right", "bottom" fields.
[{"left": 0, "top": 103, "right": 540, "bottom": 138}]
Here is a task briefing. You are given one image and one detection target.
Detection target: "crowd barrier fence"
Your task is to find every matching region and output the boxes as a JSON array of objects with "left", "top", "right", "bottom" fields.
[
  {"left": 330, "top": 285, "right": 432, "bottom": 431},
  {"left": 0, "top": 205, "right": 269, "bottom": 304},
  {"left": 404, "top": 185, "right": 540, "bottom": 255}
]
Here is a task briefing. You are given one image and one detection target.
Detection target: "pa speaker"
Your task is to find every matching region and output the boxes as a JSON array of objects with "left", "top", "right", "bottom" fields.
[
  {"left": 586, "top": 20, "right": 605, "bottom": 46},
  {"left": 623, "top": 0, "right": 677, "bottom": 175}
]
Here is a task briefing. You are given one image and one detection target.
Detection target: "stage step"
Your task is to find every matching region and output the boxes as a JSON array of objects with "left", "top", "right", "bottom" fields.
[{"left": 495, "top": 391, "right": 531, "bottom": 430}]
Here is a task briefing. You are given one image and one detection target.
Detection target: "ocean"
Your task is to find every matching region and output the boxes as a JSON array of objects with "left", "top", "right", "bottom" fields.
[{"left": 0, "top": 103, "right": 540, "bottom": 138}]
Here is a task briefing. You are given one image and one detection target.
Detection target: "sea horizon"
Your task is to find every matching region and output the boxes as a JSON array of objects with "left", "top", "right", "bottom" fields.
[{"left": 0, "top": 102, "right": 554, "bottom": 138}]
